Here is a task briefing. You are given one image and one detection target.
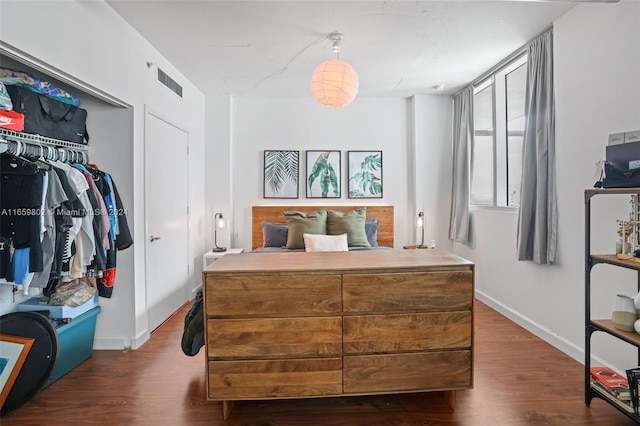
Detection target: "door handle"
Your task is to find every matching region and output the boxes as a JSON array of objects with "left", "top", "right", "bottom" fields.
[{"left": 149, "top": 235, "right": 162, "bottom": 242}]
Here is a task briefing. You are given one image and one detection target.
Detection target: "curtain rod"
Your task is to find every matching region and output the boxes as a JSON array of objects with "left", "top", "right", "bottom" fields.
[
  {"left": 470, "top": 47, "right": 527, "bottom": 88},
  {"left": 457, "top": 26, "right": 553, "bottom": 95}
]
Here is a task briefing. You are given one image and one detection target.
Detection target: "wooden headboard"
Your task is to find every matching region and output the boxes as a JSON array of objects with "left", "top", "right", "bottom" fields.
[{"left": 252, "top": 206, "right": 394, "bottom": 250}]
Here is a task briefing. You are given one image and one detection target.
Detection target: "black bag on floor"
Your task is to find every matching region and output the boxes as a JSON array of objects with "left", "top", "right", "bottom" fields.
[
  {"left": 6, "top": 85, "right": 89, "bottom": 144},
  {"left": 181, "top": 289, "right": 204, "bottom": 356}
]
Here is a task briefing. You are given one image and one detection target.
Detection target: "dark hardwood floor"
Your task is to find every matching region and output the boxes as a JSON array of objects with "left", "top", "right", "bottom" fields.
[{"left": 1, "top": 300, "right": 635, "bottom": 425}]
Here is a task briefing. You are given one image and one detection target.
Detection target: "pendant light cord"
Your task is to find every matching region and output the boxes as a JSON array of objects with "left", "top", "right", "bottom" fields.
[{"left": 236, "top": 35, "right": 329, "bottom": 97}]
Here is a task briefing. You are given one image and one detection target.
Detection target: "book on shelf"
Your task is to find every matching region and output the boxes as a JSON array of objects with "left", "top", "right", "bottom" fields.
[
  {"left": 590, "top": 366, "right": 630, "bottom": 400},
  {"left": 626, "top": 367, "right": 640, "bottom": 414},
  {"left": 590, "top": 380, "right": 635, "bottom": 414}
]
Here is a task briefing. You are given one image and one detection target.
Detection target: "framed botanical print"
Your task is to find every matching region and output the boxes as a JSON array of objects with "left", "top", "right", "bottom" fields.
[
  {"left": 306, "top": 150, "right": 341, "bottom": 198},
  {"left": 348, "top": 150, "right": 383, "bottom": 198},
  {"left": 263, "top": 150, "right": 299, "bottom": 198}
]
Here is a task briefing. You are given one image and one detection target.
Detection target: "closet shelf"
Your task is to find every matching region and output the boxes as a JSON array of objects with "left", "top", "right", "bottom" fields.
[
  {"left": 0, "top": 128, "right": 88, "bottom": 151},
  {"left": 0, "top": 128, "right": 88, "bottom": 163}
]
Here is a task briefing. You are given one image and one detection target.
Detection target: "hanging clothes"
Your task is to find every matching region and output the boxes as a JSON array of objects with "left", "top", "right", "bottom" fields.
[
  {"left": 82, "top": 163, "right": 132, "bottom": 298},
  {"left": 52, "top": 161, "right": 95, "bottom": 278},
  {"left": 0, "top": 153, "right": 45, "bottom": 287},
  {"left": 30, "top": 169, "right": 69, "bottom": 288},
  {"left": 0, "top": 144, "right": 132, "bottom": 298}
]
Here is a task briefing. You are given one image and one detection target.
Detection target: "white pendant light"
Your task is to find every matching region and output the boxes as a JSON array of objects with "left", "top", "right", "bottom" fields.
[{"left": 311, "top": 32, "right": 359, "bottom": 108}]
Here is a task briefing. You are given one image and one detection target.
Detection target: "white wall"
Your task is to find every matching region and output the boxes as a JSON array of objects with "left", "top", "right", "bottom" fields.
[
  {"left": 0, "top": 1, "right": 206, "bottom": 349},
  {"left": 454, "top": 1, "right": 640, "bottom": 371},
  {"left": 230, "top": 97, "right": 410, "bottom": 250},
  {"left": 224, "top": 95, "right": 452, "bottom": 253},
  {"left": 203, "top": 95, "right": 232, "bottom": 275},
  {"left": 412, "top": 95, "right": 454, "bottom": 251}
]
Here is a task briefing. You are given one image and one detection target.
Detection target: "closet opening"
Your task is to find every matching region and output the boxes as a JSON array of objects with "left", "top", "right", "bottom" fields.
[{"left": 0, "top": 51, "right": 136, "bottom": 351}]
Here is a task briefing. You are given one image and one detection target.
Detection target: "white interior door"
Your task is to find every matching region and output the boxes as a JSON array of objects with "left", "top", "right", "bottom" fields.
[{"left": 145, "top": 110, "right": 189, "bottom": 333}]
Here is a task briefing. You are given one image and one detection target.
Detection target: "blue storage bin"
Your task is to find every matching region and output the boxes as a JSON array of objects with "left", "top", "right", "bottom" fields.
[
  {"left": 17, "top": 293, "right": 99, "bottom": 319},
  {"left": 45, "top": 305, "right": 101, "bottom": 387}
]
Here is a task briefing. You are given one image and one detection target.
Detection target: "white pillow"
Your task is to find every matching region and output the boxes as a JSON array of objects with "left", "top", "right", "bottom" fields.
[{"left": 303, "top": 233, "right": 349, "bottom": 252}]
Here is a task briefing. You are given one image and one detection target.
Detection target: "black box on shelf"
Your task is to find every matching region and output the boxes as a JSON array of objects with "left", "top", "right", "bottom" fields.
[{"left": 607, "top": 141, "right": 640, "bottom": 170}]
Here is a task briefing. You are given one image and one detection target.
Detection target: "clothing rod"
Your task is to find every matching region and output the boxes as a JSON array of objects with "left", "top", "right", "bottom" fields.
[
  {"left": 0, "top": 128, "right": 88, "bottom": 151},
  {"left": 1, "top": 139, "right": 89, "bottom": 164},
  {"left": 0, "top": 131, "right": 89, "bottom": 164}
]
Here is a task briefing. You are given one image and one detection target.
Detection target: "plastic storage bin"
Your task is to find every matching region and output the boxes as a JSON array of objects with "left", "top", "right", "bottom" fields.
[
  {"left": 17, "top": 293, "right": 98, "bottom": 319},
  {"left": 45, "top": 305, "right": 101, "bottom": 387}
]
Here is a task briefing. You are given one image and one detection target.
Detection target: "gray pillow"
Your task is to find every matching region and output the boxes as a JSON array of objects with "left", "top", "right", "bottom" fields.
[
  {"left": 261, "top": 222, "right": 288, "bottom": 247},
  {"left": 283, "top": 209, "right": 328, "bottom": 249},
  {"left": 365, "top": 218, "right": 379, "bottom": 247}
]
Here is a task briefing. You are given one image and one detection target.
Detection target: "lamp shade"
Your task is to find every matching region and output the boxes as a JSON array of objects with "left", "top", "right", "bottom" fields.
[
  {"left": 310, "top": 59, "right": 359, "bottom": 108},
  {"left": 215, "top": 213, "right": 225, "bottom": 230},
  {"left": 213, "top": 212, "right": 226, "bottom": 252}
]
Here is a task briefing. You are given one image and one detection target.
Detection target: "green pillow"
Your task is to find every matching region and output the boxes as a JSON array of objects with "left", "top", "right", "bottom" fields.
[
  {"left": 326, "top": 208, "right": 371, "bottom": 247},
  {"left": 284, "top": 209, "right": 328, "bottom": 249}
]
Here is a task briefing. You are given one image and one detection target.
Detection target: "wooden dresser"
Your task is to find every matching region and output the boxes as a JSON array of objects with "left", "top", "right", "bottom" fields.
[{"left": 203, "top": 249, "right": 474, "bottom": 419}]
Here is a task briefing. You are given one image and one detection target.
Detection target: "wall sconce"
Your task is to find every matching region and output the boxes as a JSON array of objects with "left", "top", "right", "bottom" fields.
[
  {"left": 212, "top": 212, "right": 227, "bottom": 253},
  {"left": 310, "top": 32, "right": 359, "bottom": 108},
  {"left": 417, "top": 211, "right": 428, "bottom": 249}
]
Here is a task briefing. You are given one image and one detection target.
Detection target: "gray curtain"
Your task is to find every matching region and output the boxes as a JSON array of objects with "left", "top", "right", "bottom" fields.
[
  {"left": 516, "top": 29, "right": 558, "bottom": 264},
  {"left": 449, "top": 86, "right": 473, "bottom": 243}
]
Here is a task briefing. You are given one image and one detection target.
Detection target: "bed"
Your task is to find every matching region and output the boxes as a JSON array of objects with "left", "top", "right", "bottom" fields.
[
  {"left": 251, "top": 205, "right": 395, "bottom": 251},
  {"left": 203, "top": 205, "right": 474, "bottom": 419}
]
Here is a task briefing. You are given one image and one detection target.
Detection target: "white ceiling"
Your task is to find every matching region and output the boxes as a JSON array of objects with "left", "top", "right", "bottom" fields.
[{"left": 106, "top": 1, "right": 578, "bottom": 98}]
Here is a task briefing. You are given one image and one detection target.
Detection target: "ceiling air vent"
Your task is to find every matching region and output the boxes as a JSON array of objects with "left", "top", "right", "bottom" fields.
[{"left": 157, "top": 68, "right": 183, "bottom": 98}]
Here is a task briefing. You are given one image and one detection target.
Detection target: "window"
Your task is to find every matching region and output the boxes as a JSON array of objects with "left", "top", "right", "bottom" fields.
[
  {"left": 470, "top": 54, "right": 527, "bottom": 208},
  {"left": 471, "top": 79, "right": 494, "bottom": 206}
]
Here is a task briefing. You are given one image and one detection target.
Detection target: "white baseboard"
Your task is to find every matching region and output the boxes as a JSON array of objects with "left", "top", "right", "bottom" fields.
[
  {"left": 93, "top": 328, "right": 149, "bottom": 351},
  {"left": 93, "top": 337, "right": 130, "bottom": 350},
  {"left": 131, "top": 328, "right": 150, "bottom": 350},
  {"left": 94, "top": 288, "right": 199, "bottom": 351},
  {"left": 475, "top": 290, "right": 585, "bottom": 365}
]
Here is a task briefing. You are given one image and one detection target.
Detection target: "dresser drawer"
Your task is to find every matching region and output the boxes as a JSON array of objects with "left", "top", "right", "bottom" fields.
[
  {"left": 343, "top": 271, "right": 473, "bottom": 313},
  {"left": 343, "top": 351, "right": 472, "bottom": 394},
  {"left": 206, "top": 274, "right": 342, "bottom": 316},
  {"left": 208, "top": 358, "right": 343, "bottom": 400},
  {"left": 343, "top": 311, "right": 471, "bottom": 354},
  {"left": 207, "top": 316, "right": 342, "bottom": 359}
]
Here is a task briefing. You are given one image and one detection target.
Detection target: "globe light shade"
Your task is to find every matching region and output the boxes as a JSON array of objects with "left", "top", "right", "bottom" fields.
[{"left": 310, "top": 59, "right": 359, "bottom": 108}]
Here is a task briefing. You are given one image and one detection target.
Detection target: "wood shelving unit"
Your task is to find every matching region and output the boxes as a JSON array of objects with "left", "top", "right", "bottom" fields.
[{"left": 585, "top": 188, "right": 640, "bottom": 423}]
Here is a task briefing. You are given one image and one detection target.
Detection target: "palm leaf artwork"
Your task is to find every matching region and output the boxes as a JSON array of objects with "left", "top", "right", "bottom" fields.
[
  {"left": 307, "top": 151, "right": 340, "bottom": 198},
  {"left": 348, "top": 152, "right": 382, "bottom": 198},
  {"left": 264, "top": 150, "right": 299, "bottom": 198}
]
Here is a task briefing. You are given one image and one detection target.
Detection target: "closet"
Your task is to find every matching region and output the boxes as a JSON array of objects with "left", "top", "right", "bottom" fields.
[
  {"left": 0, "top": 12, "right": 201, "bottom": 350},
  {"left": 0, "top": 52, "right": 136, "bottom": 347}
]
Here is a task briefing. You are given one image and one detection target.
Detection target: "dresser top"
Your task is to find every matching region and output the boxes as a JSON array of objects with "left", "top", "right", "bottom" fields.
[{"left": 204, "top": 249, "right": 473, "bottom": 275}]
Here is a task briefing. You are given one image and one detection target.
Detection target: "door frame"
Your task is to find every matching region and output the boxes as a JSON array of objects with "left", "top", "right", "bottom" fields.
[{"left": 143, "top": 105, "right": 191, "bottom": 334}]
